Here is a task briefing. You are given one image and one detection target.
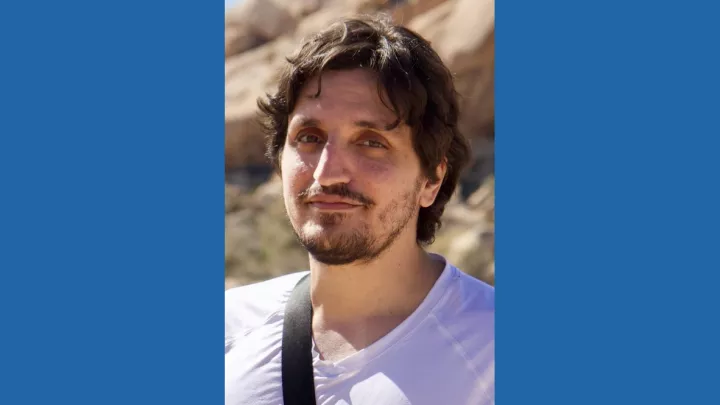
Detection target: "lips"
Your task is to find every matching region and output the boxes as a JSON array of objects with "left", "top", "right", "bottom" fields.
[
  {"left": 308, "top": 201, "right": 360, "bottom": 210},
  {"left": 308, "top": 197, "right": 361, "bottom": 205},
  {"left": 306, "top": 195, "right": 364, "bottom": 210}
]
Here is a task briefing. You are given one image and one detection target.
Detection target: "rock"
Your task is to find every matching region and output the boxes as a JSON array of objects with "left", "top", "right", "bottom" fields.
[
  {"left": 435, "top": 0, "right": 494, "bottom": 73},
  {"left": 225, "top": 116, "right": 267, "bottom": 168},
  {"left": 393, "top": 0, "right": 452, "bottom": 26},
  {"left": 433, "top": 0, "right": 494, "bottom": 139},
  {"left": 225, "top": 25, "right": 262, "bottom": 59},
  {"left": 431, "top": 173, "right": 494, "bottom": 285},
  {"left": 278, "top": 0, "right": 324, "bottom": 19},
  {"left": 294, "top": 6, "right": 352, "bottom": 41},
  {"left": 460, "top": 135, "right": 494, "bottom": 199},
  {"left": 252, "top": 174, "right": 284, "bottom": 206},
  {"left": 450, "top": 35, "right": 494, "bottom": 140},
  {"left": 447, "top": 224, "right": 493, "bottom": 271},
  {"left": 225, "top": 37, "right": 298, "bottom": 168},
  {"left": 406, "top": 0, "right": 455, "bottom": 45},
  {"left": 226, "top": 164, "right": 275, "bottom": 192},
  {"left": 226, "top": 277, "right": 245, "bottom": 290},
  {"left": 466, "top": 173, "right": 494, "bottom": 209},
  {"left": 338, "top": 0, "right": 389, "bottom": 13},
  {"left": 225, "top": 0, "right": 298, "bottom": 57},
  {"left": 406, "top": 0, "right": 494, "bottom": 191}
]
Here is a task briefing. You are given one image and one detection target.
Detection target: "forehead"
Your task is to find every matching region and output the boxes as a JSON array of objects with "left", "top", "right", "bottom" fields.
[{"left": 291, "top": 69, "right": 398, "bottom": 124}]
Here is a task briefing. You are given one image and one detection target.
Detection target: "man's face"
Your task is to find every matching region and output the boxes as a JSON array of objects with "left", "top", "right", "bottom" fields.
[{"left": 280, "top": 69, "right": 438, "bottom": 265}]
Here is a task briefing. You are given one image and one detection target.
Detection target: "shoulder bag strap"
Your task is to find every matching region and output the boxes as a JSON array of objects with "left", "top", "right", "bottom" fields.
[{"left": 282, "top": 273, "right": 317, "bottom": 405}]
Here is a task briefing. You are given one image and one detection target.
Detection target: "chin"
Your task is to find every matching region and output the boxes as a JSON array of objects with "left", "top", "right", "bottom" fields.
[
  {"left": 303, "top": 236, "right": 374, "bottom": 266},
  {"left": 306, "top": 211, "right": 355, "bottom": 228},
  {"left": 300, "top": 225, "right": 345, "bottom": 243}
]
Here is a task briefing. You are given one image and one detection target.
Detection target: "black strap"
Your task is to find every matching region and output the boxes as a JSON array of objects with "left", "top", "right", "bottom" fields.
[{"left": 282, "top": 274, "right": 317, "bottom": 405}]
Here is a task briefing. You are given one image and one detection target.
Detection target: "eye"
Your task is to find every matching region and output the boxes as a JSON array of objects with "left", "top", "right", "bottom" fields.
[
  {"left": 296, "top": 132, "right": 323, "bottom": 144},
  {"left": 358, "top": 139, "right": 387, "bottom": 149}
]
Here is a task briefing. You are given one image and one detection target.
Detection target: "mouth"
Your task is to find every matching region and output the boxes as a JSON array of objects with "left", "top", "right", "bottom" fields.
[
  {"left": 305, "top": 195, "right": 365, "bottom": 211},
  {"left": 308, "top": 201, "right": 363, "bottom": 211}
]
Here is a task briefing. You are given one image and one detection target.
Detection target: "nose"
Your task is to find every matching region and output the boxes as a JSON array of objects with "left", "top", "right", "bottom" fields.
[{"left": 313, "top": 141, "right": 351, "bottom": 187}]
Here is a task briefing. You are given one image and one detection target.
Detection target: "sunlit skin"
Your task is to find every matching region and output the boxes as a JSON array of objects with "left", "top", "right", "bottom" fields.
[{"left": 279, "top": 68, "right": 448, "bottom": 362}]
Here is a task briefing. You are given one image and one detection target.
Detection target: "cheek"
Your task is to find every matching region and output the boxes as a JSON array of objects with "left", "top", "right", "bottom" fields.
[
  {"left": 358, "top": 157, "right": 392, "bottom": 183},
  {"left": 281, "top": 150, "right": 313, "bottom": 194},
  {"left": 357, "top": 153, "right": 419, "bottom": 191}
]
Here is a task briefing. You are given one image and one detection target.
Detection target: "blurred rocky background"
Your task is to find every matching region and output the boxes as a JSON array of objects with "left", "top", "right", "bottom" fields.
[{"left": 225, "top": 0, "right": 494, "bottom": 289}]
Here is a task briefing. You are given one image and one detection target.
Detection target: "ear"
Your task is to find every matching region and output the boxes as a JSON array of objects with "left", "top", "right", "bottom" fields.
[{"left": 418, "top": 160, "right": 447, "bottom": 208}]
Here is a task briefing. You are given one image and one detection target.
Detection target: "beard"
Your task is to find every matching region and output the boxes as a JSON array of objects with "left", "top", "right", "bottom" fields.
[{"left": 291, "top": 180, "right": 422, "bottom": 266}]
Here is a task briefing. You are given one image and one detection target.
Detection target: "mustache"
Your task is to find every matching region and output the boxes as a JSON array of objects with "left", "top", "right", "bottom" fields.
[{"left": 298, "top": 184, "right": 375, "bottom": 206}]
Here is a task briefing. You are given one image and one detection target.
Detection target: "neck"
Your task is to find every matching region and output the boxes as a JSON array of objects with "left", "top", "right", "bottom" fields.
[{"left": 308, "top": 234, "right": 445, "bottom": 323}]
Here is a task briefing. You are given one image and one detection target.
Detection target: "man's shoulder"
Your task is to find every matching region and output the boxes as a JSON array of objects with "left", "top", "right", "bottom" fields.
[
  {"left": 434, "top": 264, "right": 495, "bottom": 343},
  {"left": 431, "top": 265, "right": 495, "bottom": 384},
  {"left": 225, "top": 271, "right": 309, "bottom": 339},
  {"left": 451, "top": 267, "right": 495, "bottom": 311}
]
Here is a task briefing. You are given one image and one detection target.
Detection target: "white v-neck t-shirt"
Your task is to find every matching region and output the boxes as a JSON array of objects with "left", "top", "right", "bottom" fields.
[{"left": 225, "top": 255, "right": 495, "bottom": 405}]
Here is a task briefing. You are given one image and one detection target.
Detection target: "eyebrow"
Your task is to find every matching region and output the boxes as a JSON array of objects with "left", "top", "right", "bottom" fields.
[
  {"left": 292, "top": 117, "right": 400, "bottom": 132},
  {"left": 354, "top": 119, "right": 401, "bottom": 132}
]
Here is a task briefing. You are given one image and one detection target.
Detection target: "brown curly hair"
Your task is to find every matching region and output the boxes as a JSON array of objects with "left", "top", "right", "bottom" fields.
[{"left": 257, "top": 14, "right": 471, "bottom": 245}]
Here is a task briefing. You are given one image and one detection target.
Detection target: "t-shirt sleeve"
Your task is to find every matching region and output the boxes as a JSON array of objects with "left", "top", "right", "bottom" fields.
[
  {"left": 224, "top": 271, "right": 310, "bottom": 353},
  {"left": 225, "top": 287, "right": 247, "bottom": 353}
]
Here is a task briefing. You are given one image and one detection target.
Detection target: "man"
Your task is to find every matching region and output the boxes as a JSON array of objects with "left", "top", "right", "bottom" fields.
[{"left": 225, "top": 14, "right": 494, "bottom": 405}]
